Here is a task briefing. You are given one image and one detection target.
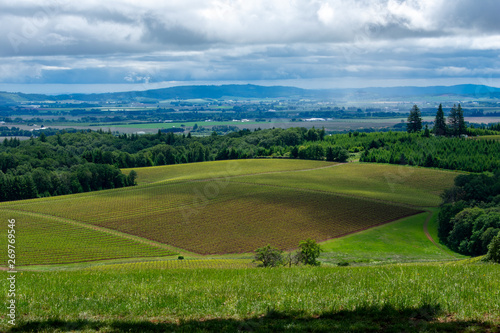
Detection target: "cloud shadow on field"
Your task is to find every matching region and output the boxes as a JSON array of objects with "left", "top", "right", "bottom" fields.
[{"left": 7, "top": 303, "right": 498, "bottom": 332}]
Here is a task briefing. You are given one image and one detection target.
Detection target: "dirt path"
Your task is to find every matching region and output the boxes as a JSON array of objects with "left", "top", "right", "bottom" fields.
[
  {"left": 423, "top": 211, "right": 439, "bottom": 247},
  {"left": 423, "top": 210, "right": 458, "bottom": 258}
]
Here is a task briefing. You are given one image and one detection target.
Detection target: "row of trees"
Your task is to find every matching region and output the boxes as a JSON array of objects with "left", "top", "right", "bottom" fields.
[
  {"left": 406, "top": 104, "right": 466, "bottom": 136},
  {"left": 0, "top": 127, "right": 344, "bottom": 202},
  {"left": 360, "top": 133, "right": 500, "bottom": 173},
  {"left": 0, "top": 163, "right": 136, "bottom": 202},
  {"left": 254, "top": 239, "right": 322, "bottom": 267}
]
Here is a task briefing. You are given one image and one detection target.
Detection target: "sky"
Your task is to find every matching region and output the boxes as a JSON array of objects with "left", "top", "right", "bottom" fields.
[{"left": 1, "top": 0, "right": 500, "bottom": 94}]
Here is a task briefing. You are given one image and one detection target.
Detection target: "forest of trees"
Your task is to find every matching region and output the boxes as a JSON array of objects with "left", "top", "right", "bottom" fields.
[
  {"left": 1, "top": 105, "right": 500, "bottom": 202},
  {"left": 438, "top": 173, "right": 500, "bottom": 259}
]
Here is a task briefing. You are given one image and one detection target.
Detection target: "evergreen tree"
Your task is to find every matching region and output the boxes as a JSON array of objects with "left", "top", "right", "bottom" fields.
[
  {"left": 433, "top": 104, "right": 447, "bottom": 136},
  {"left": 406, "top": 105, "right": 422, "bottom": 133},
  {"left": 448, "top": 105, "right": 459, "bottom": 136},
  {"left": 457, "top": 103, "right": 466, "bottom": 136}
]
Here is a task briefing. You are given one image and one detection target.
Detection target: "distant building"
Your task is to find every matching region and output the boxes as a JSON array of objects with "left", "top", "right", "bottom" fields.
[{"left": 304, "top": 118, "right": 326, "bottom": 122}]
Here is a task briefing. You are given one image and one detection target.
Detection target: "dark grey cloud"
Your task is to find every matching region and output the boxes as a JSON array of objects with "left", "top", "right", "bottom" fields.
[{"left": 0, "top": 0, "right": 499, "bottom": 88}]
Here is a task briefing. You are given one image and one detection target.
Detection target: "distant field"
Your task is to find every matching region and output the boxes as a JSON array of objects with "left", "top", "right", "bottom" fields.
[
  {"left": 0, "top": 210, "right": 176, "bottom": 266},
  {"left": 113, "top": 120, "right": 261, "bottom": 129},
  {"left": 476, "top": 134, "right": 500, "bottom": 141},
  {"left": 123, "top": 159, "right": 336, "bottom": 184},
  {"left": 233, "top": 163, "right": 458, "bottom": 207}
]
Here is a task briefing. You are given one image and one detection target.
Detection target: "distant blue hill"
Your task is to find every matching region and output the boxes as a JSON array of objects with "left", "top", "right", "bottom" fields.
[{"left": 1, "top": 84, "right": 500, "bottom": 103}]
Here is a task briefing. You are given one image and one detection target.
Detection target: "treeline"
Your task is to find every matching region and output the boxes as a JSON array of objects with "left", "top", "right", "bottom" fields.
[
  {"left": 1, "top": 124, "right": 500, "bottom": 202},
  {"left": 360, "top": 134, "right": 500, "bottom": 172},
  {"left": 438, "top": 173, "right": 500, "bottom": 260},
  {"left": 0, "top": 127, "right": 339, "bottom": 202},
  {"left": 0, "top": 164, "right": 136, "bottom": 202}
]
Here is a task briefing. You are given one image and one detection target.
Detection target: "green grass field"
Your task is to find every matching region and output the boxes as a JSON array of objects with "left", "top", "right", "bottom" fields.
[
  {"left": 1, "top": 263, "right": 498, "bottom": 332},
  {"left": 320, "top": 210, "right": 467, "bottom": 265}
]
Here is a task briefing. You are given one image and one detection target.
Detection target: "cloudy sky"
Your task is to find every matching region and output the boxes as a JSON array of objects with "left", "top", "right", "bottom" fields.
[{"left": 1, "top": 0, "right": 500, "bottom": 93}]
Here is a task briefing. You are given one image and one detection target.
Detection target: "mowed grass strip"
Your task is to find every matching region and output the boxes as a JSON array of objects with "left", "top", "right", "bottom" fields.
[
  {"left": 89, "top": 259, "right": 255, "bottom": 270},
  {"left": 233, "top": 163, "right": 458, "bottom": 207},
  {"left": 122, "top": 159, "right": 337, "bottom": 184},
  {"left": 0, "top": 211, "right": 176, "bottom": 266},
  {"left": 3, "top": 181, "right": 421, "bottom": 255}
]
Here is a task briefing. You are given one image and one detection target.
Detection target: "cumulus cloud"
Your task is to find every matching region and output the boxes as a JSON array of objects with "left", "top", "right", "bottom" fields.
[{"left": 0, "top": 0, "right": 499, "bottom": 87}]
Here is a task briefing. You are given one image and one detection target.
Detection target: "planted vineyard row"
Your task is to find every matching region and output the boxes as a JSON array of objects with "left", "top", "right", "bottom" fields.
[
  {"left": 90, "top": 259, "right": 255, "bottom": 271},
  {"left": 123, "top": 159, "right": 336, "bottom": 185},
  {"left": 233, "top": 163, "right": 458, "bottom": 207},
  {"left": 2, "top": 180, "right": 420, "bottom": 255},
  {"left": 0, "top": 211, "right": 175, "bottom": 266}
]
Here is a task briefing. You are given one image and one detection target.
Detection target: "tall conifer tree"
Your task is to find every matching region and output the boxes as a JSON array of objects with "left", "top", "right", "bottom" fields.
[
  {"left": 406, "top": 104, "right": 422, "bottom": 133},
  {"left": 433, "top": 103, "right": 447, "bottom": 136}
]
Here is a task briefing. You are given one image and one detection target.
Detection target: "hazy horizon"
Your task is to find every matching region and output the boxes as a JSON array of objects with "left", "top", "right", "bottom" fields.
[{"left": 2, "top": 78, "right": 500, "bottom": 96}]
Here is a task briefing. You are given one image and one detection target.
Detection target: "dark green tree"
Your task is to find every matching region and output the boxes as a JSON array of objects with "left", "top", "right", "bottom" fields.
[
  {"left": 486, "top": 231, "right": 500, "bottom": 263},
  {"left": 448, "top": 105, "right": 459, "bottom": 136},
  {"left": 254, "top": 245, "right": 283, "bottom": 267},
  {"left": 298, "top": 238, "right": 322, "bottom": 266},
  {"left": 457, "top": 104, "right": 466, "bottom": 136},
  {"left": 433, "top": 104, "right": 446, "bottom": 136},
  {"left": 406, "top": 105, "right": 422, "bottom": 133},
  {"left": 127, "top": 170, "right": 138, "bottom": 186},
  {"left": 423, "top": 125, "right": 430, "bottom": 137}
]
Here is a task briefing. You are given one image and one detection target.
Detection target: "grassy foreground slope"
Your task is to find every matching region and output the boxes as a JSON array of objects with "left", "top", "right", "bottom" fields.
[{"left": 1, "top": 263, "right": 498, "bottom": 332}]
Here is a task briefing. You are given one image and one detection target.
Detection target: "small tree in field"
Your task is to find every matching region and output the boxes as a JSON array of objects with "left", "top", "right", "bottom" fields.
[
  {"left": 298, "top": 238, "right": 322, "bottom": 266},
  {"left": 486, "top": 232, "right": 500, "bottom": 263},
  {"left": 254, "top": 245, "right": 283, "bottom": 267}
]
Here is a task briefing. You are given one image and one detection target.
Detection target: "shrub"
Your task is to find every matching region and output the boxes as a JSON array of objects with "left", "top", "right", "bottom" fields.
[
  {"left": 298, "top": 238, "right": 322, "bottom": 266},
  {"left": 254, "top": 245, "right": 283, "bottom": 267},
  {"left": 178, "top": 255, "right": 184, "bottom": 260},
  {"left": 486, "top": 231, "right": 500, "bottom": 263}
]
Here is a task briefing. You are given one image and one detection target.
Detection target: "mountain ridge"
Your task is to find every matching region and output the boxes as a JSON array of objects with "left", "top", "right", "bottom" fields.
[{"left": 1, "top": 83, "right": 500, "bottom": 103}]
